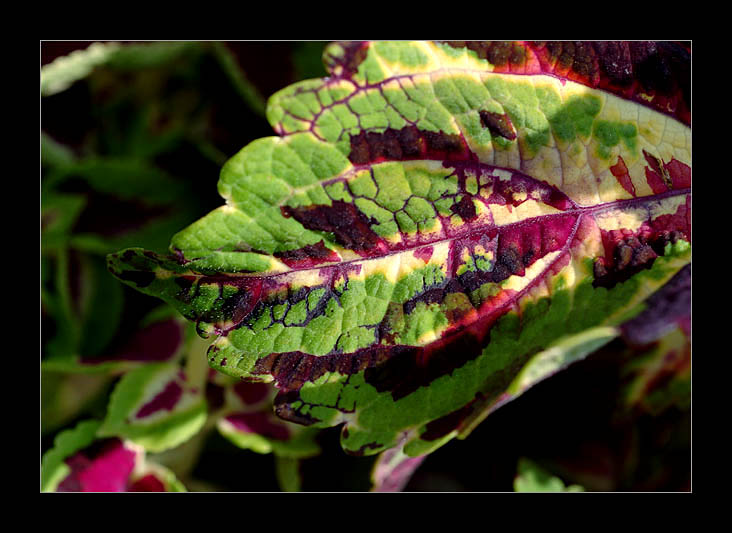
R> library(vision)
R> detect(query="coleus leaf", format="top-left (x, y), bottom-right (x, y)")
top-left (368, 323), bottom-right (618, 490)
top-left (213, 378), bottom-right (320, 458)
top-left (97, 362), bottom-right (207, 453)
top-left (108, 41), bottom-right (691, 458)
top-left (41, 420), bottom-right (186, 492)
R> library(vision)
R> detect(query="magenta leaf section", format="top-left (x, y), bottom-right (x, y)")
top-left (128, 474), bottom-right (167, 492)
top-left (135, 380), bottom-right (184, 418)
top-left (56, 438), bottom-right (136, 492)
top-left (224, 412), bottom-right (291, 441)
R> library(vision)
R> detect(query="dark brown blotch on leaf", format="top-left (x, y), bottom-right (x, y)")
top-left (593, 234), bottom-right (662, 289)
top-left (450, 195), bottom-right (477, 221)
top-left (479, 111), bottom-right (517, 141)
top-left (282, 201), bottom-right (383, 254)
top-left (274, 240), bottom-right (340, 268)
top-left (348, 126), bottom-right (469, 166)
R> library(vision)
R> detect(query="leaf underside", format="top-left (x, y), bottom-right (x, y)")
top-left (108, 41), bottom-right (691, 457)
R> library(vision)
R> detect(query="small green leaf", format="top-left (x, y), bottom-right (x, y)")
top-left (514, 458), bottom-right (584, 492)
top-left (216, 382), bottom-right (320, 459)
top-left (620, 326), bottom-right (690, 416)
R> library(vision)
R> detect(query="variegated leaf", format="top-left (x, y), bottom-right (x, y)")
top-left (213, 378), bottom-right (320, 458)
top-left (108, 41), bottom-right (690, 458)
top-left (98, 362), bottom-right (207, 452)
top-left (41, 419), bottom-right (187, 492)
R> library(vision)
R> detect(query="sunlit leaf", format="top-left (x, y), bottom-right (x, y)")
top-left (108, 41), bottom-right (691, 458)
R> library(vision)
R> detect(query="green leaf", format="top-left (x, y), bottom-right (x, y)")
top-left (108, 41), bottom-right (691, 459)
top-left (514, 458), bottom-right (584, 492)
top-left (41, 419), bottom-right (188, 492)
top-left (216, 381), bottom-right (320, 459)
top-left (98, 362), bottom-right (207, 452)
top-left (42, 307), bottom-right (188, 374)
top-left (620, 325), bottom-right (690, 415)
top-left (42, 253), bottom-right (125, 364)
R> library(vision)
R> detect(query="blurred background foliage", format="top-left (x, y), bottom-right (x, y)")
top-left (40, 41), bottom-right (690, 492)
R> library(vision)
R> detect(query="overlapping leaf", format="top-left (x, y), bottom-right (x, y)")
top-left (206, 371), bottom-right (320, 458)
top-left (98, 362), bottom-right (207, 452)
top-left (108, 41), bottom-right (691, 458)
top-left (41, 420), bottom-right (187, 492)
top-left (618, 264), bottom-right (691, 415)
